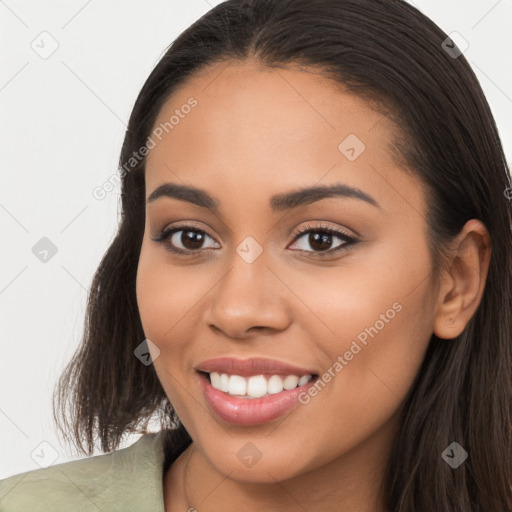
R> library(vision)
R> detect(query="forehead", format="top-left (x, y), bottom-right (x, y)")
top-left (144, 60), bottom-right (424, 216)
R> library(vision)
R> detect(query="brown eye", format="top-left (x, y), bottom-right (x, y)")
top-left (305, 232), bottom-right (335, 251)
top-left (288, 224), bottom-right (358, 256)
top-left (152, 226), bottom-right (220, 257)
top-left (174, 229), bottom-right (207, 250)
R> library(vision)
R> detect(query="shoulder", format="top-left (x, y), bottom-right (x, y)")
top-left (0, 432), bottom-right (166, 512)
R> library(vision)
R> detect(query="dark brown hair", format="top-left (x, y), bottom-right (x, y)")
top-left (53, 0), bottom-right (512, 509)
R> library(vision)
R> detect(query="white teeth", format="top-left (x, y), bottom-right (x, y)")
top-left (298, 375), bottom-right (311, 386)
top-left (228, 375), bottom-right (247, 395)
top-left (247, 375), bottom-right (268, 398)
top-left (210, 371), bottom-right (221, 389)
top-left (219, 373), bottom-right (229, 392)
top-left (208, 372), bottom-right (313, 398)
top-left (283, 375), bottom-right (299, 390)
top-left (267, 375), bottom-right (284, 394)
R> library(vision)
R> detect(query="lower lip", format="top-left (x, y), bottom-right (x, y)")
top-left (198, 372), bottom-right (318, 426)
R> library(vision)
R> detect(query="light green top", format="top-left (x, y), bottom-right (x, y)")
top-left (0, 432), bottom-right (168, 512)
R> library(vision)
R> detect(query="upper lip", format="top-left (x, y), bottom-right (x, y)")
top-left (195, 357), bottom-right (318, 377)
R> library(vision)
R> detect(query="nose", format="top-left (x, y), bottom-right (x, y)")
top-left (204, 249), bottom-right (292, 340)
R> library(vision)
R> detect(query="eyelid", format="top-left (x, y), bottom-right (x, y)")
top-left (153, 220), bottom-right (216, 240)
top-left (286, 222), bottom-right (357, 254)
top-left (152, 220), bottom-right (359, 258)
top-left (289, 222), bottom-right (355, 242)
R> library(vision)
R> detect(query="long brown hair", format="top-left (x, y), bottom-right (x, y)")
top-left (53, 0), bottom-right (512, 509)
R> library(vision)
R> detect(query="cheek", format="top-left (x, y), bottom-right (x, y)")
top-left (286, 283), bottom-right (433, 463)
top-left (292, 233), bottom-right (435, 415)
top-left (135, 242), bottom-right (220, 417)
top-left (135, 246), bottom-right (201, 418)
top-left (293, 240), bottom-right (432, 356)
top-left (136, 242), bottom-right (210, 346)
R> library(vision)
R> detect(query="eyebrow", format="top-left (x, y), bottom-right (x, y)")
top-left (146, 181), bottom-right (381, 211)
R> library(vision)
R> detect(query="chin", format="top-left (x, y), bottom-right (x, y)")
top-left (202, 442), bottom-right (314, 484)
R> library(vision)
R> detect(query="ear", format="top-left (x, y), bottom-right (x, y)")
top-left (433, 219), bottom-right (492, 340)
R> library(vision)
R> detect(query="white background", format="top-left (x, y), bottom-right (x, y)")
top-left (1, 0), bottom-right (511, 478)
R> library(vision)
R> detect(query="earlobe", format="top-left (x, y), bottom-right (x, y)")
top-left (433, 219), bottom-right (492, 340)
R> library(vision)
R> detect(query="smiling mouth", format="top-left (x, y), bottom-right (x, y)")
top-left (198, 370), bottom-right (319, 399)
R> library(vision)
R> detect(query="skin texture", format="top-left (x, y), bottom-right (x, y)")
top-left (135, 60), bottom-right (491, 512)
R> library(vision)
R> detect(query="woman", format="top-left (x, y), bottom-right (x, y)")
top-left (1, 0), bottom-right (511, 510)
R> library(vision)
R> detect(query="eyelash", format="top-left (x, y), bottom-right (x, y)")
top-left (152, 222), bottom-right (359, 259)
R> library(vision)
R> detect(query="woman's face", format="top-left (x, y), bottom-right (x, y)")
top-left (136, 60), bottom-right (440, 482)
